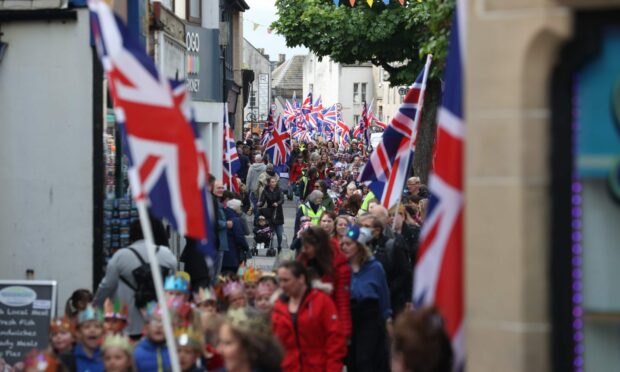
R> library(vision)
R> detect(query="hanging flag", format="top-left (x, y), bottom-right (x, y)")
top-left (253, 22), bottom-right (260, 31)
top-left (89, 0), bottom-right (215, 258)
top-left (264, 116), bottom-right (290, 167)
top-left (349, 0), bottom-right (356, 5)
top-left (414, 3), bottom-right (465, 371)
top-left (223, 103), bottom-right (240, 192)
top-left (367, 0), bottom-right (374, 6)
top-left (358, 56), bottom-right (431, 211)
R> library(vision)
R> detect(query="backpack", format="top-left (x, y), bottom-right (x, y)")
top-left (120, 247), bottom-right (171, 309)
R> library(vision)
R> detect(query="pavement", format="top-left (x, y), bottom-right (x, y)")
top-left (244, 196), bottom-right (299, 271)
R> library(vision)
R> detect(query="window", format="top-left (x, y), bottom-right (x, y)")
top-left (354, 115), bottom-right (360, 125)
top-left (249, 87), bottom-right (256, 107)
top-left (361, 83), bottom-right (367, 103)
top-left (309, 83), bottom-right (314, 93)
top-left (187, 0), bottom-right (201, 24)
top-left (353, 83), bottom-right (360, 104)
top-left (378, 106), bottom-right (383, 121)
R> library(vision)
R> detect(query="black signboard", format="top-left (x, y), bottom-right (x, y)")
top-left (0, 280), bottom-right (57, 366)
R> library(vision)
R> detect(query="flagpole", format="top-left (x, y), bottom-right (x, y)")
top-left (392, 54), bottom-right (433, 230)
top-left (225, 103), bottom-right (233, 192)
top-left (135, 200), bottom-right (182, 372)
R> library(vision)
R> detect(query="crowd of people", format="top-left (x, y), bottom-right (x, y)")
top-left (2, 138), bottom-right (454, 372)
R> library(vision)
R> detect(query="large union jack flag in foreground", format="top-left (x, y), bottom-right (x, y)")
top-left (358, 57), bottom-right (431, 210)
top-left (89, 0), bottom-right (215, 258)
top-left (414, 3), bottom-right (465, 371)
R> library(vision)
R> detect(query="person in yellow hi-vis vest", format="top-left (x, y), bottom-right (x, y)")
top-left (294, 190), bottom-right (326, 237)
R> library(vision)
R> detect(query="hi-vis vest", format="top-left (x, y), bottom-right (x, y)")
top-left (299, 203), bottom-right (326, 225)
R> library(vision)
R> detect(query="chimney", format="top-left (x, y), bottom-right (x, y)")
top-left (279, 54), bottom-right (286, 64)
top-left (258, 48), bottom-right (265, 55)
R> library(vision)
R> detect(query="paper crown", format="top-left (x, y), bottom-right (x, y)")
top-left (242, 267), bottom-right (261, 283)
top-left (223, 281), bottom-right (245, 297)
top-left (256, 281), bottom-right (275, 297)
top-left (103, 298), bottom-right (128, 320)
top-left (174, 327), bottom-right (203, 350)
top-left (226, 308), bottom-right (271, 336)
top-left (50, 316), bottom-right (74, 334)
top-left (102, 334), bottom-right (133, 353)
top-left (345, 224), bottom-right (372, 245)
top-left (164, 272), bottom-right (190, 294)
top-left (77, 305), bottom-right (104, 325)
top-left (23, 351), bottom-right (61, 372)
top-left (194, 287), bottom-right (217, 305)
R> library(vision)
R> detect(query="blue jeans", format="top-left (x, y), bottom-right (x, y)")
top-left (274, 224), bottom-right (284, 251)
top-left (213, 250), bottom-right (224, 284)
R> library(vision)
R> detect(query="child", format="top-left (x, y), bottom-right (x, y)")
top-left (223, 281), bottom-right (246, 310)
top-left (175, 328), bottom-right (205, 372)
top-left (60, 305), bottom-right (105, 372)
top-left (103, 299), bottom-right (128, 336)
top-left (193, 287), bottom-right (218, 315)
top-left (133, 304), bottom-right (171, 372)
top-left (241, 267), bottom-right (261, 307)
top-left (49, 317), bottom-right (75, 356)
top-left (101, 334), bottom-right (134, 372)
top-left (253, 215), bottom-right (272, 253)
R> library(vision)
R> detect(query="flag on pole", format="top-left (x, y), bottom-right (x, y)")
top-left (260, 107), bottom-right (275, 146)
top-left (223, 104), bottom-right (240, 192)
top-left (414, 3), bottom-right (465, 371)
top-left (89, 0), bottom-right (216, 259)
top-left (336, 111), bottom-right (350, 149)
top-left (264, 116), bottom-right (290, 167)
top-left (358, 59), bottom-right (431, 211)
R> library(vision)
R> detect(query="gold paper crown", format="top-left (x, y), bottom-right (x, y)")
top-left (174, 327), bottom-right (203, 351)
top-left (102, 334), bottom-right (133, 353)
top-left (242, 266), bottom-right (261, 283)
top-left (226, 308), bottom-right (271, 336)
top-left (50, 316), bottom-right (74, 334)
top-left (103, 298), bottom-right (128, 320)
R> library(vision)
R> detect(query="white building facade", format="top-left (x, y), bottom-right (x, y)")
top-left (303, 53), bottom-right (374, 128)
top-left (243, 40), bottom-right (272, 132)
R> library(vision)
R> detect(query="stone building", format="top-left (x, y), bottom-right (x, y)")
top-left (466, 0), bottom-right (620, 371)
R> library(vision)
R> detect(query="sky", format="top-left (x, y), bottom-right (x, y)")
top-left (243, 0), bottom-right (308, 61)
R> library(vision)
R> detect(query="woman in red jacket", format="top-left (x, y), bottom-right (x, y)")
top-left (272, 261), bottom-right (347, 372)
top-left (298, 224), bottom-right (352, 340)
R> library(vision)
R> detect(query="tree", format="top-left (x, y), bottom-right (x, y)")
top-left (271, 0), bottom-right (454, 182)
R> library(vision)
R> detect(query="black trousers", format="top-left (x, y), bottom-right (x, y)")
top-left (346, 299), bottom-right (390, 372)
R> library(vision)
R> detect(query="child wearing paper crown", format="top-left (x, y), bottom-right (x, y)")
top-left (102, 334), bottom-right (134, 372)
top-left (175, 327), bottom-right (205, 372)
top-left (164, 272), bottom-right (191, 301)
top-left (49, 316), bottom-right (75, 356)
top-left (103, 299), bottom-right (129, 336)
top-left (59, 305), bottom-right (105, 372)
top-left (132, 302), bottom-right (171, 372)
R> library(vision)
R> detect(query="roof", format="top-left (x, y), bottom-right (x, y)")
top-left (272, 55), bottom-right (306, 91)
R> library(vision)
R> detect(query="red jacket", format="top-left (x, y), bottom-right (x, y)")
top-left (272, 289), bottom-right (347, 372)
top-left (289, 162), bottom-right (303, 184)
top-left (328, 236), bottom-right (352, 338)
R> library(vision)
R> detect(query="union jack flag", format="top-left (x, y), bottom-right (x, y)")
top-left (373, 118), bottom-right (388, 130)
top-left (414, 4), bottom-right (465, 371)
top-left (264, 116), bottom-right (290, 167)
top-left (89, 0), bottom-right (215, 258)
top-left (260, 107), bottom-right (275, 146)
top-left (223, 103), bottom-right (240, 192)
top-left (358, 57), bottom-right (431, 211)
top-left (335, 112), bottom-right (350, 149)
top-left (321, 104), bottom-right (337, 141)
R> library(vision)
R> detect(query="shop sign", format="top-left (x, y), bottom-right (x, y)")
top-left (0, 281), bottom-right (56, 366)
top-left (185, 25), bottom-right (220, 102)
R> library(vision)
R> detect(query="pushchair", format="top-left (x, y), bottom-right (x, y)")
top-left (252, 210), bottom-right (277, 257)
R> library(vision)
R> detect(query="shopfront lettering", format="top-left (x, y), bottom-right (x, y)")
top-left (6, 309), bottom-right (27, 316)
top-left (186, 32), bottom-right (200, 53)
top-left (187, 79), bottom-right (200, 93)
top-left (31, 310), bottom-right (48, 316)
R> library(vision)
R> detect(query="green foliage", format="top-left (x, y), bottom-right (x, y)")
top-left (271, 0), bottom-right (454, 85)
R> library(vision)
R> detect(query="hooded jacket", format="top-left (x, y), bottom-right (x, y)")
top-left (134, 337), bottom-right (171, 372)
top-left (247, 163), bottom-right (267, 194)
top-left (271, 289), bottom-right (347, 372)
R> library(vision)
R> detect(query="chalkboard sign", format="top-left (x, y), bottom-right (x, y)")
top-left (0, 280), bottom-right (57, 366)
